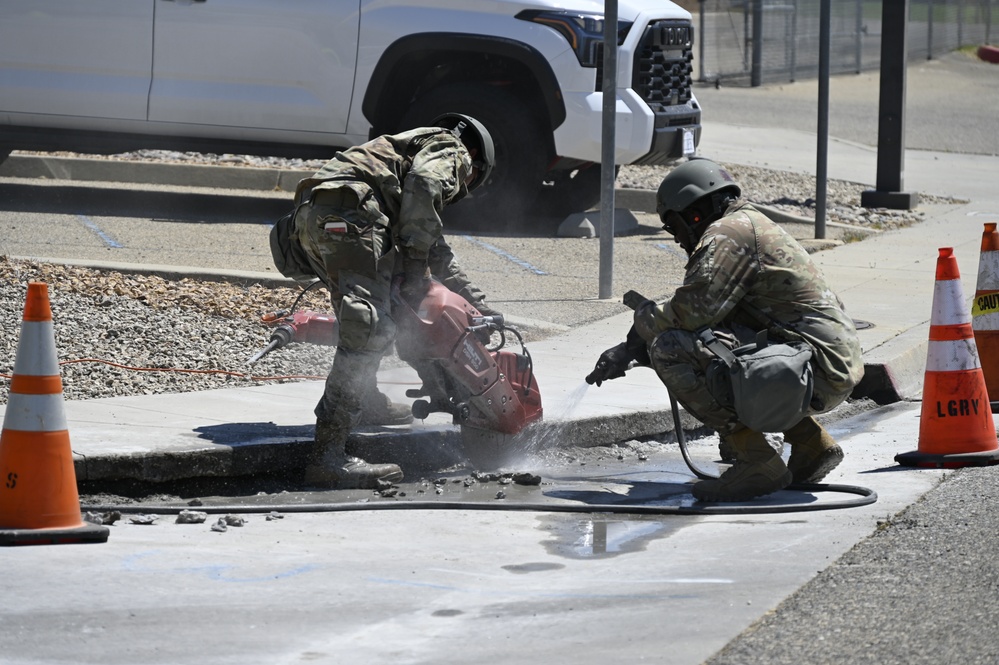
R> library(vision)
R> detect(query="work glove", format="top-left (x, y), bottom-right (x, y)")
top-left (585, 342), bottom-right (632, 387)
top-left (625, 325), bottom-right (652, 367)
top-left (624, 289), bottom-right (659, 343)
top-left (400, 257), bottom-right (431, 308)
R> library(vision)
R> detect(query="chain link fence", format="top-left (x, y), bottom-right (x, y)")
top-left (695, 0), bottom-right (996, 85)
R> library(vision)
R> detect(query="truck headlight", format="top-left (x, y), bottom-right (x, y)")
top-left (516, 10), bottom-right (632, 68)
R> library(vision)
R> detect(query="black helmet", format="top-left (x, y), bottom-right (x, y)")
top-left (433, 113), bottom-right (495, 191)
top-left (655, 158), bottom-right (741, 221)
top-left (656, 159), bottom-right (741, 254)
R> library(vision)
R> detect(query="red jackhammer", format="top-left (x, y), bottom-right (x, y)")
top-left (246, 310), bottom-right (339, 365)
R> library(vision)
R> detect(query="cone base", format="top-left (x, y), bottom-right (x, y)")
top-left (895, 448), bottom-right (999, 469)
top-left (0, 522), bottom-right (110, 546)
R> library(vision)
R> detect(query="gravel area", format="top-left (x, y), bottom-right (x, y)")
top-left (0, 258), bottom-right (339, 402)
top-left (1, 153), bottom-right (959, 404)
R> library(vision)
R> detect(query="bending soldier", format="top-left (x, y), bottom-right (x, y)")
top-left (270, 114), bottom-right (500, 489)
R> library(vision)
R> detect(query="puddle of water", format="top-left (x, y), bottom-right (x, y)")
top-left (538, 514), bottom-right (685, 559)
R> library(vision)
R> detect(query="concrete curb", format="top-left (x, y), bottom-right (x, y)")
top-left (73, 409), bottom-right (709, 484)
top-left (0, 154), bottom-right (310, 193)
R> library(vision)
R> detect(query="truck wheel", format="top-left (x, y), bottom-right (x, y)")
top-left (399, 83), bottom-right (549, 231)
top-left (536, 164), bottom-right (620, 218)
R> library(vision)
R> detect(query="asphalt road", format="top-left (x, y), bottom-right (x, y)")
top-left (695, 49), bottom-right (999, 157)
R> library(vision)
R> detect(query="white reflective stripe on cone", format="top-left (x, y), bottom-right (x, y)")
top-left (977, 251), bottom-right (999, 288)
top-left (11, 320), bottom-right (60, 377)
top-left (973, 311), bottom-right (999, 331)
top-left (1, 393), bottom-right (69, 432)
top-left (926, 338), bottom-right (983, 373)
top-left (931, 280), bottom-right (971, 326)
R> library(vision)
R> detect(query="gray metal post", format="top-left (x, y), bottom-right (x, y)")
top-left (599, 0), bottom-right (618, 299)
top-left (699, 0), bottom-right (707, 82)
top-left (856, 0), bottom-right (864, 73)
top-left (815, 0), bottom-right (830, 240)
top-left (928, 0), bottom-right (935, 59)
top-left (958, 0), bottom-right (963, 48)
top-left (790, 0), bottom-right (798, 81)
top-left (751, 0), bottom-right (764, 86)
top-left (861, 0), bottom-right (919, 210)
top-left (987, 0), bottom-right (992, 46)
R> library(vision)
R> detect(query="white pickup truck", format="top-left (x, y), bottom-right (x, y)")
top-left (0, 0), bottom-right (701, 226)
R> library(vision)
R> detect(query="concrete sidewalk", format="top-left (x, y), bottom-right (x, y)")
top-left (4, 121), bottom-right (997, 485)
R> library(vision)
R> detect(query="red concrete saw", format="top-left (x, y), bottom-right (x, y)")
top-left (249, 280), bottom-right (543, 467)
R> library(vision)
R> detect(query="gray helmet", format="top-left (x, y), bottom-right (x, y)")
top-left (655, 158), bottom-right (741, 221)
top-left (433, 113), bottom-right (495, 191)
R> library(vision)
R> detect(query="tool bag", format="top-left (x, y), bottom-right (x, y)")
top-left (700, 322), bottom-right (814, 433)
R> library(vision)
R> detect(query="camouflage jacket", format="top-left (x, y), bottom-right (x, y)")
top-left (294, 127), bottom-right (473, 262)
top-left (636, 202), bottom-right (864, 399)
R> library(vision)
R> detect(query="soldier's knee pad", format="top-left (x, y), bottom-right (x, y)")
top-left (337, 293), bottom-right (396, 353)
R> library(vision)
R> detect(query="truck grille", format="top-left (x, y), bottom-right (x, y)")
top-left (632, 19), bottom-right (694, 110)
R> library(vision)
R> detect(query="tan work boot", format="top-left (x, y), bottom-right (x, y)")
top-left (358, 390), bottom-right (414, 426)
top-left (717, 435), bottom-right (737, 463)
top-left (692, 428), bottom-right (793, 502)
top-left (783, 417), bottom-right (844, 484)
top-left (303, 421), bottom-right (404, 489)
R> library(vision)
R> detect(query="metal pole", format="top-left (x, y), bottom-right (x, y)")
top-left (856, 0), bottom-right (863, 73)
top-left (790, 0), bottom-right (798, 81)
top-left (860, 0), bottom-right (919, 210)
top-left (599, 0), bottom-right (618, 299)
top-left (957, 0), bottom-right (963, 47)
top-left (928, 0), bottom-right (935, 59)
top-left (815, 0), bottom-right (830, 240)
top-left (699, 0), bottom-right (707, 82)
top-left (751, 0), bottom-right (763, 86)
top-left (987, 0), bottom-right (992, 46)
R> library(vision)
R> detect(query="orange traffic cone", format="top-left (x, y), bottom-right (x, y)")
top-left (896, 248), bottom-right (999, 468)
top-left (972, 222), bottom-right (999, 412)
top-left (0, 282), bottom-right (109, 545)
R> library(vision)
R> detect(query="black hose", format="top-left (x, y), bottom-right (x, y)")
top-left (82, 482), bottom-right (875, 518)
top-left (671, 392), bottom-right (718, 481)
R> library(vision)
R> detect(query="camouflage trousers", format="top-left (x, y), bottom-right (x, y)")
top-left (650, 326), bottom-right (850, 435)
top-left (295, 187), bottom-right (398, 429)
top-left (649, 326), bottom-right (757, 436)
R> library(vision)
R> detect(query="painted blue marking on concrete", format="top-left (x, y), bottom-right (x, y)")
top-left (121, 550), bottom-right (321, 582)
top-left (77, 214), bottom-right (123, 248)
top-left (655, 242), bottom-right (686, 259)
top-left (461, 235), bottom-right (547, 275)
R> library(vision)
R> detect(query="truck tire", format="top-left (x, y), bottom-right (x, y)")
top-left (399, 83), bottom-right (549, 231)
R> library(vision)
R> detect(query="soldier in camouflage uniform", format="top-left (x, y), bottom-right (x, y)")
top-left (586, 159), bottom-right (863, 502)
top-left (275, 114), bottom-right (499, 489)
